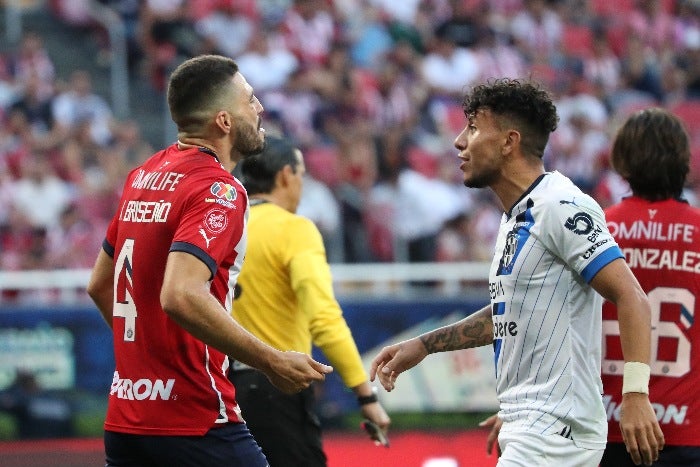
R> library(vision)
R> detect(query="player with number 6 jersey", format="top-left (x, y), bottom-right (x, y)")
top-left (601, 108), bottom-right (700, 466)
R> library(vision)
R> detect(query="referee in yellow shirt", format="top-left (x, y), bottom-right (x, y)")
top-left (230, 135), bottom-right (390, 466)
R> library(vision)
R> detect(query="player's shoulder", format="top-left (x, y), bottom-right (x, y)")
top-left (290, 211), bottom-right (321, 233)
top-left (253, 204), bottom-right (318, 231)
top-left (533, 172), bottom-right (601, 213)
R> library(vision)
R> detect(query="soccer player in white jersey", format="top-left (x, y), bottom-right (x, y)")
top-left (370, 78), bottom-right (664, 466)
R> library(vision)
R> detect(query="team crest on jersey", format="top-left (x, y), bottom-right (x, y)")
top-left (501, 230), bottom-right (518, 269)
top-left (211, 181), bottom-right (237, 201)
top-left (564, 212), bottom-right (594, 235)
top-left (204, 208), bottom-right (228, 234)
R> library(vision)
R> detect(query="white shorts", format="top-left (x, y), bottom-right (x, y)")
top-left (497, 431), bottom-right (604, 467)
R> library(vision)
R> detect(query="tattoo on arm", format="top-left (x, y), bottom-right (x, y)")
top-left (419, 307), bottom-right (493, 353)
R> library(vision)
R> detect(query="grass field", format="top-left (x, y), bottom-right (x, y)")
top-left (0, 402), bottom-right (490, 440)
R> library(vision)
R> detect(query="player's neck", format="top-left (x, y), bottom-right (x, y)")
top-left (177, 138), bottom-right (237, 172)
top-left (250, 193), bottom-right (294, 213)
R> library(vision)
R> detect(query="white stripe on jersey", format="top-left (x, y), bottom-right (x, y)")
top-left (226, 201), bottom-right (249, 312)
top-left (204, 345), bottom-right (229, 424)
top-left (491, 171), bottom-right (623, 450)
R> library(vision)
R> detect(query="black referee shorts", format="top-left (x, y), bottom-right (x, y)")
top-left (105, 422), bottom-right (268, 466)
top-left (229, 368), bottom-right (326, 467)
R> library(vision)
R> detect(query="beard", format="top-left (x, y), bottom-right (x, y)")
top-left (463, 165), bottom-right (498, 189)
top-left (232, 118), bottom-right (265, 158)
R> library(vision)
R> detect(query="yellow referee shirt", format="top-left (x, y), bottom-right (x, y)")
top-left (233, 202), bottom-right (368, 389)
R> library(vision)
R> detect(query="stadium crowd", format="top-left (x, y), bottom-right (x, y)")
top-left (2, 0), bottom-right (700, 274)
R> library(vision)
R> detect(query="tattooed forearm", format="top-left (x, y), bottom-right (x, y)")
top-left (419, 307), bottom-right (493, 353)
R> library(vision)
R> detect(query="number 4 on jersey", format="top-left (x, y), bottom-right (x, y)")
top-left (114, 238), bottom-right (137, 342)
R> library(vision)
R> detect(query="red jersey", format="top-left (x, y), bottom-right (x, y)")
top-left (603, 196), bottom-right (700, 446)
top-left (103, 144), bottom-right (248, 435)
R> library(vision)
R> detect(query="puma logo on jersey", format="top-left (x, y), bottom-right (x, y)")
top-left (559, 198), bottom-right (580, 207)
top-left (199, 228), bottom-right (216, 248)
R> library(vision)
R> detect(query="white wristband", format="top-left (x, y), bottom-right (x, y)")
top-left (622, 362), bottom-right (650, 395)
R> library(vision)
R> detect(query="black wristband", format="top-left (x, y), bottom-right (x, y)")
top-left (357, 393), bottom-right (378, 406)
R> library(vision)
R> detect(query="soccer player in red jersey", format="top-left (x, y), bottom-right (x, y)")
top-left (601, 107), bottom-right (700, 466)
top-left (86, 55), bottom-right (332, 466)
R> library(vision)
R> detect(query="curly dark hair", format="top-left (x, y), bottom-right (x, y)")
top-left (167, 55), bottom-right (239, 133)
top-left (611, 107), bottom-right (690, 201)
top-left (462, 78), bottom-right (559, 158)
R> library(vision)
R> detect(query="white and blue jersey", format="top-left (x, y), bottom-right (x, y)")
top-left (490, 171), bottom-right (623, 450)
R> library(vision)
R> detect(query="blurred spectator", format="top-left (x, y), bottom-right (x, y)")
top-left (262, 69), bottom-right (324, 148)
top-left (371, 0), bottom-right (423, 25)
top-left (474, 27), bottom-right (527, 82)
top-left (436, 212), bottom-right (474, 262)
top-left (139, 0), bottom-right (202, 89)
top-left (280, 0), bottom-right (339, 67)
top-left (366, 137), bottom-right (462, 262)
top-left (195, 1), bottom-right (256, 58)
top-left (420, 21), bottom-right (481, 99)
top-left (7, 31), bottom-right (55, 102)
top-left (0, 106), bottom-right (34, 179)
top-left (8, 152), bottom-right (75, 231)
top-left (45, 203), bottom-right (104, 268)
top-left (676, 25), bottom-right (700, 98)
top-left (297, 171), bottom-right (344, 263)
top-left (6, 0), bottom-right (700, 282)
top-left (51, 0), bottom-right (93, 27)
top-left (236, 28), bottom-right (299, 94)
top-left (618, 33), bottom-right (666, 101)
top-left (98, 0), bottom-right (144, 70)
top-left (345, 3), bottom-right (395, 69)
top-left (627, 0), bottom-right (676, 54)
top-left (673, 0), bottom-right (700, 50)
top-left (8, 74), bottom-right (64, 152)
top-left (509, 0), bottom-right (563, 64)
top-left (582, 28), bottom-right (623, 96)
top-left (51, 70), bottom-right (115, 147)
top-left (549, 83), bottom-right (611, 192)
top-left (435, 0), bottom-right (483, 48)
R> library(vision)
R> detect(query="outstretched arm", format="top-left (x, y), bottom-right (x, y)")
top-left (370, 305), bottom-right (493, 391)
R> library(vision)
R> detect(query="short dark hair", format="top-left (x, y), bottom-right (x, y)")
top-left (167, 55), bottom-right (239, 132)
top-left (233, 135), bottom-right (300, 195)
top-left (611, 107), bottom-right (690, 200)
top-left (462, 78), bottom-right (559, 158)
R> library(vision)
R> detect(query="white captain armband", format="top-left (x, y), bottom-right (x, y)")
top-left (622, 362), bottom-right (650, 395)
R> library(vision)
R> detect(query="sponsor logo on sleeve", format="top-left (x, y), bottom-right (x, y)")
top-left (203, 208), bottom-right (228, 234)
top-left (211, 182), bottom-right (236, 201)
top-left (564, 212), bottom-right (594, 235)
top-left (206, 182), bottom-right (237, 208)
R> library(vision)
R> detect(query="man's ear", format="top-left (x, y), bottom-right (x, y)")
top-left (215, 111), bottom-right (232, 134)
top-left (502, 129), bottom-right (521, 155)
top-left (277, 164), bottom-right (294, 188)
